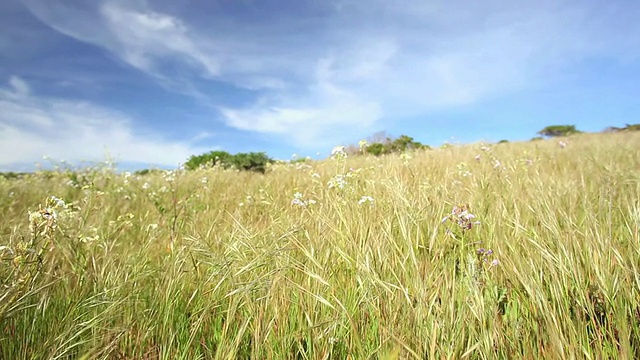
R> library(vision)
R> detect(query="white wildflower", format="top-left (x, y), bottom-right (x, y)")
top-left (331, 146), bottom-right (347, 160)
top-left (400, 152), bottom-right (412, 161)
top-left (164, 171), bottom-right (176, 183)
top-left (291, 192), bottom-right (315, 207)
top-left (327, 174), bottom-right (347, 189)
top-left (457, 163), bottom-right (472, 177)
top-left (50, 196), bottom-right (66, 208)
top-left (358, 139), bottom-right (369, 153)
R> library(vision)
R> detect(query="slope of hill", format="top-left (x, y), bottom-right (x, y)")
top-left (1, 131), bottom-right (639, 358)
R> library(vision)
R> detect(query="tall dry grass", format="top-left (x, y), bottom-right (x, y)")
top-left (1, 131), bottom-right (639, 359)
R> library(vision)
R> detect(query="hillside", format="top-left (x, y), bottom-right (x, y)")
top-left (1, 131), bottom-right (640, 359)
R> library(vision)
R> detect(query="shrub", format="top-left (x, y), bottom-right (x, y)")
top-left (388, 135), bottom-right (426, 151)
top-left (290, 157), bottom-right (310, 164)
top-left (365, 143), bottom-right (387, 156)
top-left (363, 134), bottom-right (430, 156)
top-left (623, 123), bottom-right (640, 131)
top-left (537, 125), bottom-right (581, 137)
top-left (229, 152), bottom-right (273, 173)
top-left (134, 168), bottom-right (163, 176)
top-left (605, 124), bottom-right (640, 132)
top-left (185, 151), bottom-right (273, 173)
top-left (0, 172), bottom-right (28, 180)
top-left (185, 151), bottom-right (233, 170)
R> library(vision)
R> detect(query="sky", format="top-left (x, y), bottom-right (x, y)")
top-left (1, 0), bottom-right (639, 171)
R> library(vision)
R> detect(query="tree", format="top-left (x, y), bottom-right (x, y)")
top-left (537, 125), bottom-right (581, 137)
top-left (623, 124), bottom-right (640, 131)
top-left (365, 143), bottom-right (387, 156)
top-left (185, 151), bottom-right (273, 173)
top-left (389, 135), bottom-right (423, 151)
top-left (185, 151), bottom-right (232, 170)
top-left (362, 133), bottom-right (430, 156)
top-left (605, 123), bottom-right (640, 132)
top-left (229, 152), bottom-right (273, 173)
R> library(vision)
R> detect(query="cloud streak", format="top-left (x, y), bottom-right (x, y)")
top-left (99, 2), bottom-right (221, 78)
top-left (0, 76), bottom-right (206, 170)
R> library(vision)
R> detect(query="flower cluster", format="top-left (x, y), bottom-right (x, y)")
top-left (29, 196), bottom-right (68, 233)
top-left (327, 174), bottom-right (348, 189)
top-left (50, 195), bottom-right (66, 208)
top-left (291, 192), bottom-right (316, 207)
top-left (358, 196), bottom-right (374, 206)
top-left (331, 146), bottom-right (347, 160)
top-left (358, 140), bottom-right (369, 154)
top-left (441, 204), bottom-right (480, 231)
top-left (79, 226), bottom-right (101, 244)
top-left (477, 248), bottom-right (499, 268)
top-left (457, 162), bottom-right (472, 177)
top-left (475, 145), bottom-right (507, 172)
top-left (163, 170), bottom-right (176, 183)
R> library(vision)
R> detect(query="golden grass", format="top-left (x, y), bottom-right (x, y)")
top-left (1, 131), bottom-right (639, 359)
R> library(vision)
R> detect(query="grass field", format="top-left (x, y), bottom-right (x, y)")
top-left (1, 132), bottom-right (640, 359)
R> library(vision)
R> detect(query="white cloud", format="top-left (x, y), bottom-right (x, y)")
top-left (21, 0), bottom-right (221, 80)
top-left (221, 98), bottom-right (381, 146)
top-left (99, 2), bottom-right (221, 77)
top-left (0, 77), bottom-right (206, 170)
top-left (9, 76), bottom-right (30, 96)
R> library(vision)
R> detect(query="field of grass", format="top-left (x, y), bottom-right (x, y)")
top-left (1, 132), bottom-right (640, 359)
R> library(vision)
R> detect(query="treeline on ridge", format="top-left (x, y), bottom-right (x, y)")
top-left (2, 124), bottom-right (638, 177)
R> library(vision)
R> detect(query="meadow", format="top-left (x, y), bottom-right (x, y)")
top-left (1, 131), bottom-right (640, 359)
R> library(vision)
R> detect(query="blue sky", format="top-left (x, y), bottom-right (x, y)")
top-left (1, 0), bottom-right (639, 171)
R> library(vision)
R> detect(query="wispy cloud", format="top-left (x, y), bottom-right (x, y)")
top-left (221, 96), bottom-right (381, 146)
top-left (0, 76), bottom-right (206, 170)
top-left (8, 76), bottom-right (30, 96)
top-left (99, 2), bottom-right (220, 78)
